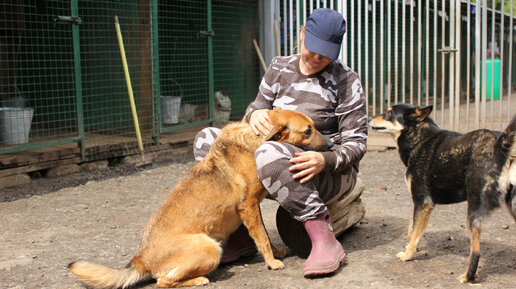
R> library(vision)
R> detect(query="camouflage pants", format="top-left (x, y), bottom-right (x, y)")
top-left (194, 127), bottom-right (357, 222)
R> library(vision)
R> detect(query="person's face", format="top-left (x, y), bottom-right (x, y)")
top-left (299, 30), bottom-right (332, 75)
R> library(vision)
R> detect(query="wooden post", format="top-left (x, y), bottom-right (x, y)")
top-left (253, 39), bottom-right (268, 72)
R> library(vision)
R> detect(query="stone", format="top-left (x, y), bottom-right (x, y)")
top-left (45, 164), bottom-right (81, 178)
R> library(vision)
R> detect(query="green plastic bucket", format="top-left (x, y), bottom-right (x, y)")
top-left (485, 59), bottom-right (501, 100)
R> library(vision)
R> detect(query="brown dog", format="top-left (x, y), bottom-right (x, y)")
top-left (69, 109), bottom-right (332, 288)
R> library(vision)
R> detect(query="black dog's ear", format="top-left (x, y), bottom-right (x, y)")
top-left (412, 105), bottom-right (433, 121)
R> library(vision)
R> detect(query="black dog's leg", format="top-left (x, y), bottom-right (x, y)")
top-left (396, 194), bottom-right (435, 261)
top-left (398, 178), bottom-right (435, 261)
top-left (506, 185), bottom-right (516, 223)
top-left (397, 202), bottom-right (434, 261)
top-left (459, 217), bottom-right (481, 283)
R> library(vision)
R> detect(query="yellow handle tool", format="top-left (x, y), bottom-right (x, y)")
top-left (114, 16), bottom-right (145, 157)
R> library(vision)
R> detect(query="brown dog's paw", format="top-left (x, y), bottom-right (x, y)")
top-left (396, 251), bottom-right (414, 261)
top-left (272, 246), bottom-right (287, 258)
top-left (267, 259), bottom-right (285, 270)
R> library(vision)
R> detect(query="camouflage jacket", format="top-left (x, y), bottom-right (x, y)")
top-left (244, 55), bottom-right (368, 173)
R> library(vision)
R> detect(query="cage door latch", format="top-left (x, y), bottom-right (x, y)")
top-left (197, 30), bottom-right (215, 38)
top-left (438, 46), bottom-right (458, 54)
top-left (54, 16), bottom-right (82, 25)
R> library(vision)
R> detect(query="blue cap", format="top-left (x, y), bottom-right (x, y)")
top-left (304, 8), bottom-right (346, 61)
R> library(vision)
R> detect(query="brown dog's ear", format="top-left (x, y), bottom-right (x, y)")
top-left (264, 110), bottom-right (288, 141)
top-left (264, 124), bottom-right (288, 141)
top-left (412, 105), bottom-right (433, 121)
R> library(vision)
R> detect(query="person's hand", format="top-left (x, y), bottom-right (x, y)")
top-left (249, 109), bottom-right (273, 136)
top-left (289, 151), bottom-right (325, 183)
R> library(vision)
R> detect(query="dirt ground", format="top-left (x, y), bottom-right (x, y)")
top-left (1, 149), bottom-right (516, 289)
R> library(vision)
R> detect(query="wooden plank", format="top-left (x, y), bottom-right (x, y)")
top-left (0, 126), bottom-right (204, 176)
top-left (0, 143), bottom-right (79, 169)
top-left (0, 157), bottom-right (80, 178)
top-left (0, 154), bottom-right (29, 167)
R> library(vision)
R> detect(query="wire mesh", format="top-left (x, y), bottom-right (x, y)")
top-left (0, 1), bottom-right (77, 145)
top-left (79, 0), bottom-right (154, 160)
top-left (158, 0), bottom-right (209, 127)
top-left (212, 0), bottom-right (260, 118)
top-left (1, 0), bottom-right (262, 163)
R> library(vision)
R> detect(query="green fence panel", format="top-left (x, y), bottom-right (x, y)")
top-left (158, 0), bottom-right (209, 130)
top-left (0, 1), bottom-right (78, 148)
top-left (212, 0), bottom-right (260, 118)
top-left (0, 0), bottom-right (261, 163)
top-left (79, 0), bottom-right (155, 160)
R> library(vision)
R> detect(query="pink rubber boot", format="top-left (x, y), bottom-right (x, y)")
top-left (220, 225), bottom-right (258, 264)
top-left (302, 210), bottom-right (346, 277)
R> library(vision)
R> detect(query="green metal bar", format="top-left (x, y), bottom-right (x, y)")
top-left (71, 0), bottom-right (86, 161)
top-left (0, 137), bottom-right (87, 155)
top-left (207, 0), bottom-right (215, 124)
top-left (152, 0), bottom-right (162, 142)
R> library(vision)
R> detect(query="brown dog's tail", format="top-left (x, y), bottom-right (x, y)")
top-left (68, 257), bottom-right (146, 289)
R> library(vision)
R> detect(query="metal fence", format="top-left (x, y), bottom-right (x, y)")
top-left (1, 0), bottom-right (514, 164)
top-left (0, 0), bottom-right (260, 161)
top-left (280, 0), bottom-right (515, 132)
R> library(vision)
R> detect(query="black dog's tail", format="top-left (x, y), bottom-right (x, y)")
top-left (481, 115), bottom-right (516, 212)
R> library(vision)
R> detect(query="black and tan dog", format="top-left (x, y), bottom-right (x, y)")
top-left (369, 104), bottom-right (516, 283)
top-left (69, 109), bottom-right (332, 288)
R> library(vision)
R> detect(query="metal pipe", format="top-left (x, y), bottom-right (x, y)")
top-left (387, 0), bottom-right (391, 108)
top-left (358, 0), bottom-right (362, 83)
top-left (402, 0), bottom-right (406, 104)
top-left (351, 0), bottom-right (355, 70)
top-left (289, 0), bottom-right (293, 55)
top-left (425, 0), bottom-right (429, 106)
top-left (297, 0), bottom-right (301, 54)
top-left (418, 0), bottom-right (422, 106)
top-left (475, 0), bottom-right (481, 129)
top-left (410, 0), bottom-right (414, 105)
top-left (454, 0), bottom-right (461, 131)
top-left (373, 0), bottom-right (377, 114)
top-left (440, 0), bottom-right (445, 126)
top-left (508, 0), bottom-right (513, 121)
top-left (337, 0), bottom-right (341, 60)
top-left (395, 0), bottom-right (399, 104)
top-left (466, 0), bottom-right (471, 131)
top-left (381, 0), bottom-right (384, 113)
top-left (365, 0), bottom-right (369, 113)
top-left (343, 1), bottom-right (348, 64)
top-left (490, 0), bottom-right (495, 129)
top-left (449, 0), bottom-right (455, 130)
top-left (433, 0), bottom-right (437, 119)
top-left (283, 0), bottom-right (287, 56)
top-left (499, 0), bottom-right (504, 130)
top-left (481, 0), bottom-right (487, 127)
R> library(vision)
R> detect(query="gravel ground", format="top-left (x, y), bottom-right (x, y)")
top-left (1, 149), bottom-right (515, 289)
